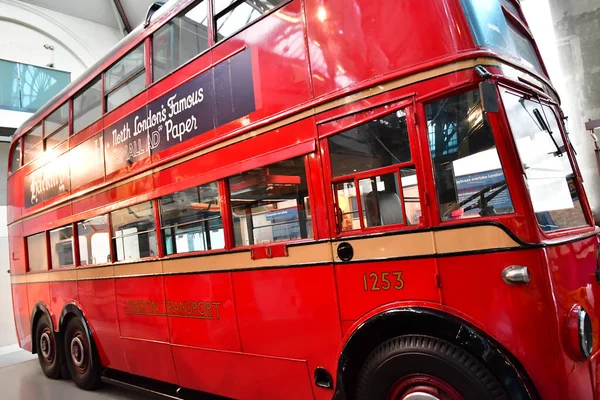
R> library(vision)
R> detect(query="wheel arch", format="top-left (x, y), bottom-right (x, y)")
top-left (335, 307), bottom-right (539, 400)
top-left (30, 302), bottom-right (54, 354)
top-left (59, 302), bottom-right (99, 358)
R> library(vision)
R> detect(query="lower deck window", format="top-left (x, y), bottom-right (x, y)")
top-left (77, 216), bottom-right (111, 265)
top-left (49, 225), bottom-right (75, 268)
top-left (159, 182), bottom-right (225, 255)
top-left (426, 90), bottom-right (514, 221)
top-left (111, 202), bottom-right (158, 261)
top-left (336, 168), bottom-right (421, 231)
top-left (328, 107), bottom-right (422, 232)
top-left (229, 156), bottom-right (312, 246)
top-left (27, 232), bottom-right (48, 271)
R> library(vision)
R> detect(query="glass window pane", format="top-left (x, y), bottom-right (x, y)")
top-left (73, 78), bottom-right (101, 134)
top-left (9, 141), bottom-right (21, 173)
top-left (27, 233), bottom-right (47, 271)
top-left (401, 168), bottom-right (422, 226)
top-left (111, 202), bottom-right (155, 233)
top-left (328, 109), bottom-right (411, 178)
top-left (111, 202), bottom-right (157, 261)
top-left (45, 125), bottom-right (69, 149)
top-left (105, 44), bottom-right (145, 92)
top-left (44, 103), bottom-right (68, 134)
top-left (229, 156), bottom-right (312, 246)
top-left (153, 1), bottom-right (209, 82)
top-left (426, 90), bottom-right (514, 220)
top-left (336, 181), bottom-right (360, 231)
top-left (214, 0), bottom-right (285, 41)
top-left (77, 215), bottom-right (111, 265)
top-left (359, 173), bottom-right (404, 228)
top-left (50, 225), bottom-right (74, 268)
top-left (159, 182), bottom-right (224, 254)
top-left (460, 0), bottom-right (545, 75)
top-left (106, 72), bottom-right (146, 112)
top-left (23, 123), bottom-right (43, 165)
top-left (114, 230), bottom-right (158, 261)
top-left (506, 21), bottom-right (544, 74)
top-left (500, 90), bottom-right (587, 231)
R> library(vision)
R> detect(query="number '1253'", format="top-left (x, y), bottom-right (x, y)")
top-left (363, 272), bottom-right (404, 291)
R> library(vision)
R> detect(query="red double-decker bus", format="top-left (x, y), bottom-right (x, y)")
top-left (6, 0), bottom-right (600, 399)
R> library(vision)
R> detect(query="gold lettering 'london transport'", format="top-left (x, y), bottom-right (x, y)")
top-left (124, 299), bottom-right (221, 320)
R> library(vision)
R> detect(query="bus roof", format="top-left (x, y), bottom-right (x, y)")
top-left (11, 0), bottom-right (186, 144)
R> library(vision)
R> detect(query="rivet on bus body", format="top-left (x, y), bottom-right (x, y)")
top-left (502, 266), bottom-right (531, 285)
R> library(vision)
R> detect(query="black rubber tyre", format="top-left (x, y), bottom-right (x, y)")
top-left (356, 335), bottom-right (508, 400)
top-left (35, 315), bottom-right (64, 379)
top-left (63, 317), bottom-right (101, 390)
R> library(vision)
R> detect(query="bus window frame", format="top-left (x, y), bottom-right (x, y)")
top-left (48, 224), bottom-right (77, 270)
top-left (43, 102), bottom-right (70, 152)
top-left (22, 123), bottom-right (44, 167)
top-left (109, 200), bottom-right (160, 264)
top-left (212, 0), bottom-right (292, 45)
top-left (25, 231), bottom-right (50, 273)
top-left (319, 98), bottom-right (428, 238)
top-left (226, 153), bottom-right (317, 250)
top-left (420, 84), bottom-right (526, 228)
top-left (150, 0), bottom-right (211, 85)
top-left (499, 3), bottom-right (548, 78)
top-left (500, 0), bottom-right (524, 22)
top-left (104, 42), bottom-right (147, 113)
top-left (496, 83), bottom-right (594, 238)
top-left (8, 137), bottom-right (22, 175)
top-left (72, 77), bottom-right (103, 136)
top-left (75, 214), bottom-right (113, 268)
top-left (149, 179), bottom-right (232, 262)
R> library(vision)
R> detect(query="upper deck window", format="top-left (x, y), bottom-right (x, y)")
top-left (44, 103), bottom-right (69, 150)
top-left (23, 123), bottom-right (43, 165)
top-left (159, 182), bottom-right (225, 254)
top-left (460, 0), bottom-right (544, 75)
top-left (111, 202), bottom-right (158, 261)
top-left (501, 0), bottom-right (520, 18)
top-left (73, 78), bottom-right (101, 134)
top-left (500, 90), bottom-right (588, 232)
top-left (9, 141), bottom-right (21, 173)
top-left (426, 90), bottom-right (514, 221)
top-left (329, 109), bottom-right (422, 230)
top-left (152, 0), bottom-right (209, 82)
top-left (213, 0), bottom-right (286, 41)
top-left (105, 43), bottom-right (146, 112)
top-left (229, 156), bottom-right (312, 246)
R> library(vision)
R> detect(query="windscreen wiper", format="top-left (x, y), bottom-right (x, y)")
top-left (443, 180), bottom-right (508, 218)
top-left (533, 107), bottom-right (563, 156)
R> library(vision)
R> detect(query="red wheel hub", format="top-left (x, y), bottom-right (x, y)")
top-left (387, 374), bottom-right (463, 400)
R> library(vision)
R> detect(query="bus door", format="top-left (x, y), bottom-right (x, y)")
top-left (318, 96), bottom-right (441, 333)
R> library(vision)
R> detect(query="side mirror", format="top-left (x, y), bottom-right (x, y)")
top-left (479, 81), bottom-right (499, 113)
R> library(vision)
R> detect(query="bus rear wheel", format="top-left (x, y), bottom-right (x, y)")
top-left (63, 317), bottom-right (101, 390)
top-left (356, 335), bottom-right (508, 400)
top-left (35, 315), bottom-right (63, 379)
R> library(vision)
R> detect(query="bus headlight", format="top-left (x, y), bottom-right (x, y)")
top-left (564, 305), bottom-right (593, 361)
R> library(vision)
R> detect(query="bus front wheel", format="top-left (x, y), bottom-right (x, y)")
top-left (356, 335), bottom-right (508, 400)
top-left (63, 317), bottom-right (101, 390)
top-left (35, 315), bottom-right (63, 379)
